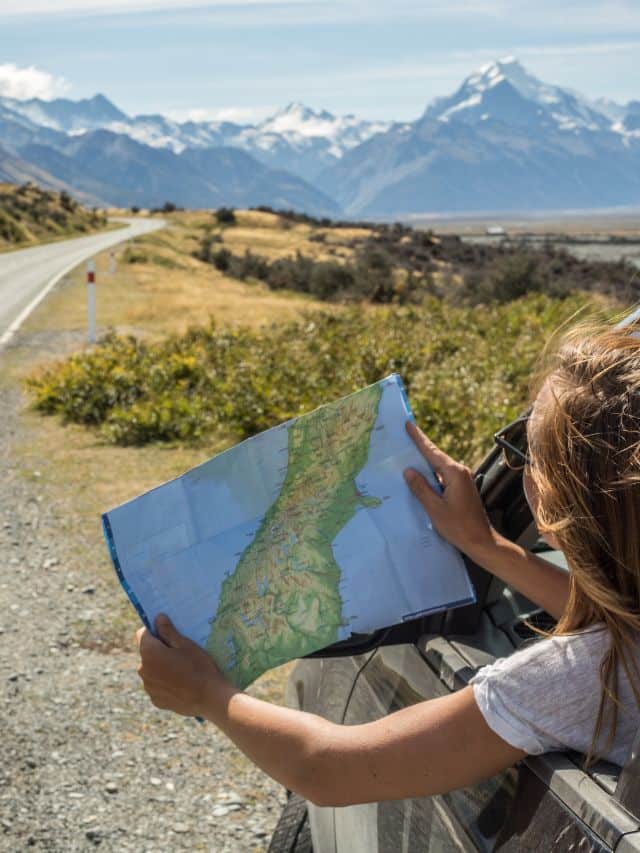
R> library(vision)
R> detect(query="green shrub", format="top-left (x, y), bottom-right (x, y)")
top-left (211, 247), bottom-right (232, 272)
top-left (193, 231), bottom-right (222, 263)
top-left (195, 240), bottom-right (420, 304)
top-left (0, 210), bottom-right (28, 243)
top-left (215, 207), bottom-right (236, 225)
top-left (59, 190), bottom-right (77, 212)
top-left (26, 293), bottom-right (596, 461)
top-left (122, 246), bottom-right (150, 264)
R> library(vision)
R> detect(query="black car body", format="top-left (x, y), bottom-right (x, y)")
top-left (269, 416), bottom-right (640, 853)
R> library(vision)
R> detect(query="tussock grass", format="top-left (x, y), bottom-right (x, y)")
top-left (0, 182), bottom-right (110, 250)
top-left (21, 216), bottom-right (336, 340)
top-left (202, 208), bottom-right (369, 262)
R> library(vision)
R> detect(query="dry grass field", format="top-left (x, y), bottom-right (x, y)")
top-left (18, 209), bottom-right (353, 339)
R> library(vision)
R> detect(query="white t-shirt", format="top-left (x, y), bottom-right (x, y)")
top-left (471, 627), bottom-right (640, 766)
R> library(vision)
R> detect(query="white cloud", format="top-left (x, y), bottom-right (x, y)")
top-left (167, 105), bottom-right (276, 123)
top-left (2, 0), bottom-right (639, 34)
top-left (0, 0), bottom-right (324, 16)
top-left (291, 39), bottom-right (640, 86)
top-left (0, 63), bottom-right (70, 100)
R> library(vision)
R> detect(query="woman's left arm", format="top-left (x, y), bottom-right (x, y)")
top-left (137, 616), bottom-right (525, 807)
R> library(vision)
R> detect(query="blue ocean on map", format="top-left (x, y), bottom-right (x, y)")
top-left (103, 374), bottom-right (475, 679)
top-left (105, 422), bottom-right (292, 648)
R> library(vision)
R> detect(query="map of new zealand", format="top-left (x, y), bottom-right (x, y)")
top-left (103, 375), bottom-right (474, 689)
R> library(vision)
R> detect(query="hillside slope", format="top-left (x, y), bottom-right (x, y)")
top-left (0, 182), bottom-right (108, 250)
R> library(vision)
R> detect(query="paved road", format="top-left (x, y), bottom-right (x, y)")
top-left (0, 217), bottom-right (165, 348)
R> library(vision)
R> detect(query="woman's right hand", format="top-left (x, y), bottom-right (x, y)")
top-left (403, 421), bottom-right (496, 561)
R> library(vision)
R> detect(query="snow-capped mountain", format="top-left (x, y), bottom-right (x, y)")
top-left (622, 101), bottom-right (640, 134)
top-left (229, 103), bottom-right (392, 180)
top-left (1, 93), bottom-right (127, 133)
top-left (590, 97), bottom-right (628, 125)
top-left (0, 95), bottom-right (389, 182)
top-left (253, 102), bottom-right (390, 156)
top-left (0, 58), bottom-right (638, 215)
top-left (0, 96), bottom-right (340, 214)
top-left (423, 57), bottom-right (613, 134)
top-left (320, 58), bottom-right (640, 216)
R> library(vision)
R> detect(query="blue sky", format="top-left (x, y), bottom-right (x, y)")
top-left (0, 1), bottom-right (638, 121)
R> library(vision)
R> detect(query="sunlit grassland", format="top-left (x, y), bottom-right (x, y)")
top-left (18, 210), bottom-right (353, 339)
top-left (0, 182), bottom-right (117, 251)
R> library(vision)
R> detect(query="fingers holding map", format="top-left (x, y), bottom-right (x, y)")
top-left (102, 375), bottom-right (474, 689)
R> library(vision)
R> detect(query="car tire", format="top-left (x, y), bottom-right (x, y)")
top-left (267, 792), bottom-right (313, 853)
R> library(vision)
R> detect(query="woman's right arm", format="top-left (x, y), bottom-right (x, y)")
top-left (404, 421), bottom-right (570, 621)
top-left (137, 617), bottom-right (525, 807)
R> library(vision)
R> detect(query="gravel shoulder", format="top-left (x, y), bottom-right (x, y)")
top-left (0, 338), bottom-right (286, 852)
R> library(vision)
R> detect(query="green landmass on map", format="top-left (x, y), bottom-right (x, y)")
top-left (206, 382), bottom-right (384, 688)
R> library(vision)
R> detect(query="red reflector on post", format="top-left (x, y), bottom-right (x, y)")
top-left (87, 259), bottom-right (97, 344)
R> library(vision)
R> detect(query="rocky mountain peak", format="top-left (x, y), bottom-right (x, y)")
top-left (423, 57), bottom-right (612, 134)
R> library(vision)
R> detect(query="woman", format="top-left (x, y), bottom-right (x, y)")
top-left (135, 320), bottom-right (640, 806)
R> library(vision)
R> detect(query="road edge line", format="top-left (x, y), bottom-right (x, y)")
top-left (0, 258), bottom-right (83, 351)
top-left (0, 219), bottom-right (164, 351)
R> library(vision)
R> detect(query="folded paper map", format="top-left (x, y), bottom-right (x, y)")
top-left (103, 375), bottom-right (474, 688)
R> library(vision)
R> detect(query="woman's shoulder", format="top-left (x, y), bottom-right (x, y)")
top-left (528, 625), bottom-right (609, 658)
top-left (473, 625), bottom-right (609, 683)
top-left (469, 625), bottom-right (629, 758)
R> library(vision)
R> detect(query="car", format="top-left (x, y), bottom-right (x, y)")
top-left (267, 405), bottom-right (640, 853)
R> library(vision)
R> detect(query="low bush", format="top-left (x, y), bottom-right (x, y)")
top-left (195, 238), bottom-right (420, 304)
top-left (122, 245), bottom-right (183, 269)
top-left (27, 293), bottom-right (594, 461)
top-left (122, 246), bottom-right (150, 264)
top-left (0, 209), bottom-right (28, 243)
top-left (192, 231), bottom-right (223, 264)
top-left (215, 207), bottom-right (236, 225)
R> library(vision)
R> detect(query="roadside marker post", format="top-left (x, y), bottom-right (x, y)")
top-left (87, 260), bottom-right (96, 344)
top-left (109, 250), bottom-right (116, 275)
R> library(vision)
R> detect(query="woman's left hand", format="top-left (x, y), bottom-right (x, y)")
top-left (136, 614), bottom-right (233, 718)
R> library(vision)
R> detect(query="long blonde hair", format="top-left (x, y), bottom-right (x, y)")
top-left (529, 318), bottom-right (640, 763)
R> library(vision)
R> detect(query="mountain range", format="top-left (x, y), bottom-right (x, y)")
top-left (1, 57), bottom-right (639, 217)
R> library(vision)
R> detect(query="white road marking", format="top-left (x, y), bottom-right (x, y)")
top-left (0, 217), bottom-right (166, 351)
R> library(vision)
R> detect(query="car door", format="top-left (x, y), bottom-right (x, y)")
top-left (334, 615), bottom-right (517, 852)
top-left (300, 414), bottom-right (640, 853)
top-left (334, 586), bottom-right (640, 852)
top-left (286, 651), bottom-right (378, 853)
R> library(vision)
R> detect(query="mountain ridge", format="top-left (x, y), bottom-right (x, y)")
top-left (1, 58), bottom-right (638, 216)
